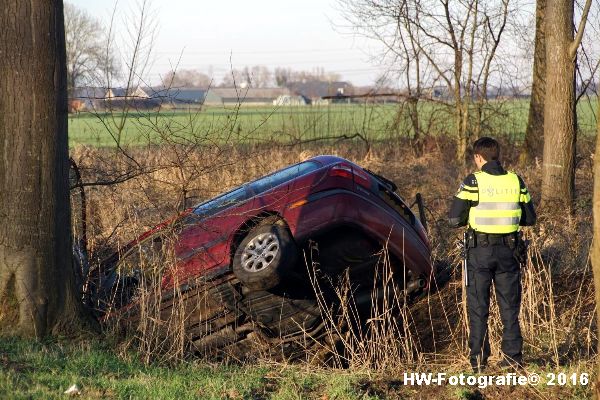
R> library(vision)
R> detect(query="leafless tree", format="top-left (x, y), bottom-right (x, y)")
top-left (64, 2), bottom-right (120, 93)
top-left (95, 0), bottom-right (158, 148)
top-left (249, 65), bottom-right (273, 87)
top-left (163, 69), bottom-right (212, 88)
top-left (74, 0), bottom-right (262, 233)
top-left (339, 0), bottom-right (518, 163)
top-left (276, 67), bottom-right (342, 86)
top-left (289, 67), bottom-right (341, 83)
top-left (0, 0), bottom-right (84, 336)
top-left (274, 67), bottom-right (292, 87)
top-left (220, 68), bottom-right (250, 87)
top-left (218, 65), bottom-right (274, 88)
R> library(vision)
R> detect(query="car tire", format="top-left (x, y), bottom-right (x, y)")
top-left (232, 222), bottom-right (298, 291)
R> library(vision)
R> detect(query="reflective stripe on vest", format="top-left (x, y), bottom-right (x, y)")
top-left (474, 202), bottom-right (520, 211)
top-left (468, 171), bottom-right (521, 234)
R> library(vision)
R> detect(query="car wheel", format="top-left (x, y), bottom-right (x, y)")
top-left (233, 222), bottom-right (298, 291)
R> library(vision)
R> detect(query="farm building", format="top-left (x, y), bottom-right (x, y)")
top-left (103, 87), bottom-right (160, 110)
top-left (285, 81), bottom-right (354, 104)
top-left (105, 87), bottom-right (150, 99)
top-left (144, 87), bottom-right (220, 109)
top-left (273, 94), bottom-right (309, 106)
top-left (69, 87), bottom-right (107, 112)
top-left (69, 83), bottom-right (359, 111)
top-left (141, 86), bottom-right (293, 107)
top-left (205, 87), bottom-right (293, 106)
top-left (68, 86), bottom-right (161, 111)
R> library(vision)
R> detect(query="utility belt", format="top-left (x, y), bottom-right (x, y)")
top-left (465, 230), bottom-right (519, 249)
top-left (461, 230), bottom-right (529, 287)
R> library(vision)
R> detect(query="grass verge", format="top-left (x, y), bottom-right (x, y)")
top-left (0, 336), bottom-right (379, 399)
top-left (0, 336), bottom-right (594, 399)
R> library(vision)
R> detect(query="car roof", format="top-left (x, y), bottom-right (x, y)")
top-left (307, 155), bottom-right (349, 165)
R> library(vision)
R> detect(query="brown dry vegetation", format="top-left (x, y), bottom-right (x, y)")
top-left (70, 136), bottom-right (596, 399)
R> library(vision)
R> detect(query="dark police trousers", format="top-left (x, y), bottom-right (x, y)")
top-left (466, 242), bottom-right (522, 367)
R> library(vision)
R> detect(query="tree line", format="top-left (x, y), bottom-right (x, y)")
top-left (64, 2), bottom-right (343, 91)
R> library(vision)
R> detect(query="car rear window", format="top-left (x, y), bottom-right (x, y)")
top-left (250, 161), bottom-right (320, 194)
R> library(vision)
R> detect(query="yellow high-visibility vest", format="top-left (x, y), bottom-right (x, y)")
top-left (468, 171), bottom-right (524, 234)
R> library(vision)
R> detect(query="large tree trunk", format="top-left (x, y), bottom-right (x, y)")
top-left (521, 0), bottom-right (546, 165)
top-left (540, 0), bottom-right (576, 207)
top-left (0, 1), bottom-right (82, 337)
top-left (541, 0), bottom-right (592, 207)
top-left (594, 91), bottom-right (600, 399)
top-left (594, 85), bottom-right (600, 399)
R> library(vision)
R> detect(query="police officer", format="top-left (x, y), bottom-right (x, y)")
top-left (449, 137), bottom-right (536, 373)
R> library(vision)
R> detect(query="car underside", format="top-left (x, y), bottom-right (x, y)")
top-left (108, 225), bottom-right (429, 362)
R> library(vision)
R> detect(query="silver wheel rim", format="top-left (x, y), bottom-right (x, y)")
top-left (241, 232), bottom-right (280, 273)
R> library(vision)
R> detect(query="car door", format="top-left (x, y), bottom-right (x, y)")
top-left (173, 187), bottom-right (255, 282)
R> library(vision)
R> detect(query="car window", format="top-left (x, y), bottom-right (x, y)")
top-left (377, 184), bottom-right (416, 226)
top-left (250, 161), bottom-right (319, 194)
top-left (192, 187), bottom-right (249, 216)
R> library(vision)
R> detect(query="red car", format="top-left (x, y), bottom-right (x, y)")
top-left (96, 155), bottom-right (433, 357)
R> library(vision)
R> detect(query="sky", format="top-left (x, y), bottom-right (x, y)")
top-left (68, 0), bottom-right (386, 87)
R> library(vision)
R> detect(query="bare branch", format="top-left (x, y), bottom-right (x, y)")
top-left (569, 0), bottom-right (592, 59)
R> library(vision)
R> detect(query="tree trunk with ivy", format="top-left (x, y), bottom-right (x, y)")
top-left (0, 1), bottom-right (82, 337)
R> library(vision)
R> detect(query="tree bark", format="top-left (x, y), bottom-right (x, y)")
top-left (521, 0), bottom-right (546, 164)
top-left (540, 0), bottom-right (576, 207)
top-left (592, 63), bottom-right (600, 396)
top-left (0, 1), bottom-right (81, 337)
top-left (541, 0), bottom-right (592, 207)
top-left (593, 81), bottom-right (600, 399)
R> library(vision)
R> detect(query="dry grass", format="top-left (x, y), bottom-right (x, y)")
top-left (71, 136), bottom-right (597, 398)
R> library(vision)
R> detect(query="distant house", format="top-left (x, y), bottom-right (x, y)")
top-left (70, 84), bottom-right (350, 112)
top-left (69, 87), bottom-right (108, 112)
top-left (273, 94), bottom-right (308, 106)
top-left (162, 88), bottom-right (207, 104)
top-left (144, 87), bottom-right (213, 109)
top-left (143, 86), bottom-right (289, 107)
top-left (205, 87), bottom-right (292, 106)
top-left (105, 86), bottom-right (150, 100)
top-left (102, 86), bottom-right (161, 110)
top-left (286, 81), bottom-right (354, 104)
top-left (423, 85), bottom-right (452, 100)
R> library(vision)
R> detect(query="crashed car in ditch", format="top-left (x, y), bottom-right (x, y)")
top-left (88, 155), bottom-right (433, 359)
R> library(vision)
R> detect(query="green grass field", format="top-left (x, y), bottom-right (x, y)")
top-left (0, 337), bottom-right (381, 400)
top-left (68, 100), bottom-right (598, 148)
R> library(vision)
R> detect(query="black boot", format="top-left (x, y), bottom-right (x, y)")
top-left (470, 357), bottom-right (487, 374)
top-left (497, 357), bottom-right (524, 371)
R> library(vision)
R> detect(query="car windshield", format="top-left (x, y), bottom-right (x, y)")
top-left (249, 161), bottom-right (320, 194)
top-left (192, 187), bottom-right (250, 217)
